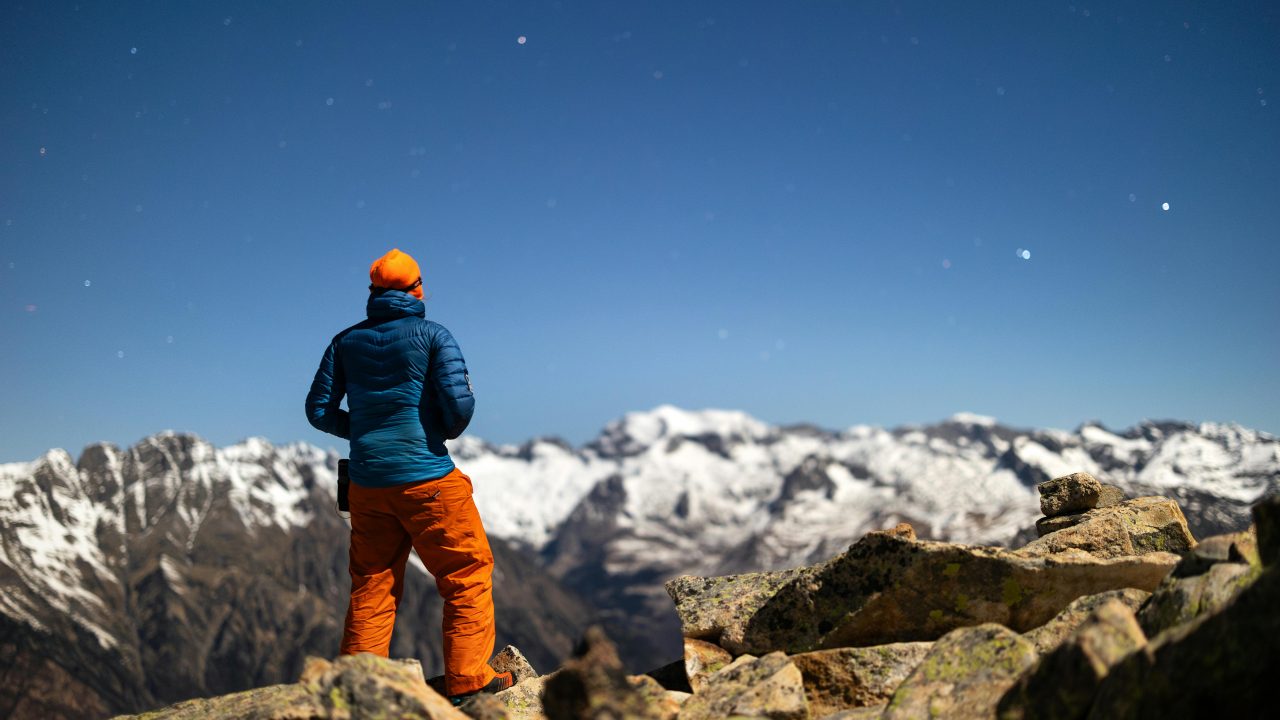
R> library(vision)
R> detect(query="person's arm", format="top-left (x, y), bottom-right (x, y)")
top-left (305, 337), bottom-right (351, 439)
top-left (429, 325), bottom-right (475, 439)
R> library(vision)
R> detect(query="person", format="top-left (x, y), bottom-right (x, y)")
top-left (305, 248), bottom-right (512, 703)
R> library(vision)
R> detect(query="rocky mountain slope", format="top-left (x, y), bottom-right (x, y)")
top-left (0, 434), bottom-right (595, 719)
top-left (123, 486), bottom-right (1280, 719)
top-left (1, 407), bottom-right (1276, 716)
top-left (462, 407), bottom-right (1278, 669)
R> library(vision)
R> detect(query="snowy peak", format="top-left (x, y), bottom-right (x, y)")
top-left (588, 405), bottom-right (772, 458)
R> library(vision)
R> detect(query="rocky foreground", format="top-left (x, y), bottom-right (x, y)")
top-left (120, 474), bottom-right (1277, 719)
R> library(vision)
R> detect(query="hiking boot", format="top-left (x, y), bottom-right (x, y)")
top-left (449, 671), bottom-right (514, 706)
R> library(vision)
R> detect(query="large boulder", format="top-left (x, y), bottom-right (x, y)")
top-left (998, 599), bottom-right (1147, 720)
top-left (882, 624), bottom-right (1037, 720)
top-left (1039, 472), bottom-right (1104, 517)
top-left (677, 652), bottom-right (809, 720)
top-left (1087, 565), bottom-right (1280, 718)
top-left (540, 628), bottom-right (661, 720)
top-left (1028, 497), bottom-right (1195, 556)
top-left (1022, 588), bottom-right (1150, 656)
top-left (1171, 529), bottom-right (1258, 578)
top-left (789, 642), bottom-right (931, 717)
top-left (709, 531), bottom-right (1176, 655)
top-left (1136, 561), bottom-right (1258, 637)
top-left (1254, 494), bottom-right (1280, 567)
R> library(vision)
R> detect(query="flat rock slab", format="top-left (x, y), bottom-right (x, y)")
top-left (790, 642), bottom-right (931, 717)
top-left (883, 624), bottom-right (1038, 720)
top-left (678, 651), bottom-right (808, 720)
top-left (1026, 496), bottom-right (1196, 557)
top-left (1039, 472), bottom-right (1104, 517)
top-left (1022, 588), bottom-right (1149, 656)
top-left (713, 531), bottom-right (1177, 655)
top-left (665, 566), bottom-right (815, 646)
top-left (999, 599), bottom-right (1147, 720)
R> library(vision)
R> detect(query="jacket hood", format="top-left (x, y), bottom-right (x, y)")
top-left (366, 290), bottom-right (426, 320)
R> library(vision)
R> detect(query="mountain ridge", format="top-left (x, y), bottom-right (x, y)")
top-left (2, 406), bottom-right (1277, 717)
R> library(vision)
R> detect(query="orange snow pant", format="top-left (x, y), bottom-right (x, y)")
top-left (339, 467), bottom-right (497, 696)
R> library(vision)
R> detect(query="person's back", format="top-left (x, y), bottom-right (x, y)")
top-left (305, 248), bottom-right (509, 704)
top-left (314, 289), bottom-right (473, 485)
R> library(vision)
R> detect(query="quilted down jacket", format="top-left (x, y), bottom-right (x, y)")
top-left (306, 290), bottom-right (475, 487)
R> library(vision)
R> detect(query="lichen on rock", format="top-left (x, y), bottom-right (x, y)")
top-left (789, 642), bottom-right (931, 717)
top-left (883, 624), bottom-right (1037, 720)
top-left (998, 599), bottom-right (1147, 720)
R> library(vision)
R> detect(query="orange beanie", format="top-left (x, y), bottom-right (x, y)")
top-left (369, 248), bottom-right (424, 299)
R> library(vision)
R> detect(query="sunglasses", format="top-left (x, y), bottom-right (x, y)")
top-left (369, 277), bottom-right (423, 293)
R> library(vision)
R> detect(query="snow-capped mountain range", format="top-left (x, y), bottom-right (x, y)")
top-left (1, 406), bottom-right (1276, 717)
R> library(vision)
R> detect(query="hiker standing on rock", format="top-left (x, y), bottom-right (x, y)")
top-left (305, 248), bottom-right (513, 703)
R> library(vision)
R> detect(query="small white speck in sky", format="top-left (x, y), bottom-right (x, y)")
top-left (517, 36), bottom-right (527, 45)
top-left (116, 350), bottom-right (125, 359)
top-left (84, 280), bottom-right (92, 287)
top-left (1162, 202), bottom-right (1170, 211)
top-left (130, 47), bottom-right (137, 55)
top-left (1017, 248), bottom-right (1031, 260)
top-left (39, 147), bottom-right (47, 156)
top-left (325, 97), bottom-right (334, 106)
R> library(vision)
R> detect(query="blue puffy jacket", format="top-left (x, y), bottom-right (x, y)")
top-left (305, 290), bottom-right (475, 487)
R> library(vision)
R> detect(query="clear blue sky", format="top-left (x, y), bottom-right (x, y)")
top-left (2, 1), bottom-right (1277, 462)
